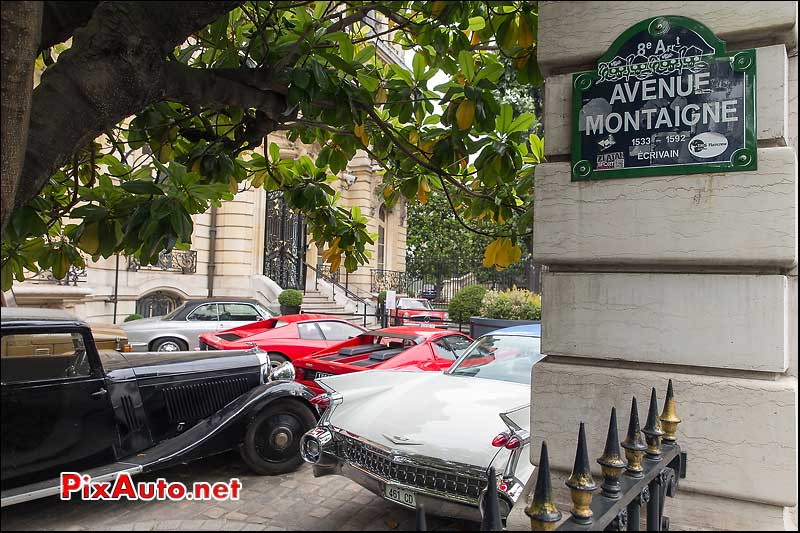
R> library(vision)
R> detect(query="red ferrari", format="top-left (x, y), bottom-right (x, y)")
top-left (198, 314), bottom-right (367, 367)
top-left (293, 326), bottom-right (473, 395)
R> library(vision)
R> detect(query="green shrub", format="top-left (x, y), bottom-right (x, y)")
top-left (124, 313), bottom-right (143, 322)
top-left (278, 289), bottom-right (303, 307)
top-left (377, 290), bottom-right (386, 304)
top-left (480, 288), bottom-right (541, 320)
top-left (448, 285), bottom-right (487, 323)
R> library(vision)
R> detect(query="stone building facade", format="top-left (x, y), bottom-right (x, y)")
top-left (8, 136), bottom-right (406, 322)
top-left (507, 2), bottom-right (798, 530)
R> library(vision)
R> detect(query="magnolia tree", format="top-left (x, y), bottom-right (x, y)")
top-left (0, 1), bottom-right (544, 291)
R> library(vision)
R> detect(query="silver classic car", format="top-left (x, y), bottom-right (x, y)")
top-left (300, 324), bottom-right (543, 522)
top-left (123, 298), bottom-right (273, 352)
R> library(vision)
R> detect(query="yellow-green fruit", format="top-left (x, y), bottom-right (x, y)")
top-left (456, 99), bottom-right (476, 130)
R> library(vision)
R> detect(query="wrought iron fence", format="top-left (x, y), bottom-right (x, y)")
top-left (370, 269), bottom-right (413, 293)
top-left (127, 250), bottom-right (197, 274)
top-left (28, 265), bottom-right (87, 286)
top-left (417, 381), bottom-right (686, 531)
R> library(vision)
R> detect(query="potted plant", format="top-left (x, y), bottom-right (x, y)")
top-left (278, 289), bottom-right (303, 315)
top-left (469, 288), bottom-right (541, 338)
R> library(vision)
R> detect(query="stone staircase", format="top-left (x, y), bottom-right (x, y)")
top-left (300, 289), bottom-right (377, 327)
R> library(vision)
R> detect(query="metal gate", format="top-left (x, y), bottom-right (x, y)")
top-left (399, 254), bottom-right (542, 304)
top-left (263, 191), bottom-right (307, 289)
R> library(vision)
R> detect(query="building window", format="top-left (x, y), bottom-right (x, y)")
top-left (377, 205), bottom-right (386, 270)
top-left (135, 291), bottom-right (182, 318)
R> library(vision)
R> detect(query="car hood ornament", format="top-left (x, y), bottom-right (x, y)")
top-left (383, 434), bottom-right (423, 446)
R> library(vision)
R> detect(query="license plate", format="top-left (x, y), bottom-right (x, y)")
top-left (419, 323), bottom-right (435, 328)
top-left (384, 485), bottom-right (416, 507)
top-left (314, 372), bottom-right (333, 380)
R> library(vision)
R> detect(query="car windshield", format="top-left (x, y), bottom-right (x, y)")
top-left (398, 299), bottom-right (431, 310)
top-left (368, 333), bottom-right (420, 348)
top-left (447, 334), bottom-right (542, 385)
top-left (162, 304), bottom-right (187, 320)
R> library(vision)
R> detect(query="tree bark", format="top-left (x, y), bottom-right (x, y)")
top-left (9, 1), bottom-right (244, 232)
top-left (1, 1), bottom-right (42, 233)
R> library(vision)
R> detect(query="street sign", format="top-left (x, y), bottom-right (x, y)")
top-left (386, 290), bottom-right (397, 310)
top-left (571, 16), bottom-right (757, 181)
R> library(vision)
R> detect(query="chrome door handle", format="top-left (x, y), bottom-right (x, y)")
top-left (90, 388), bottom-right (108, 399)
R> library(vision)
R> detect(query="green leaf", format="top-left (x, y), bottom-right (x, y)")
top-left (269, 142), bottom-right (281, 162)
top-left (412, 53), bottom-right (427, 81)
top-left (353, 44), bottom-right (375, 64)
top-left (508, 113), bottom-right (536, 134)
top-left (468, 16), bottom-right (486, 31)
top-left (496, 104), bottom-right (514, 133)
top-left (390, 64), bottom-right (414, 86)
top-left (319, 52), bottom-right (357, 76)
top-left (357, 72), bottom-right (380, 92)
top-left (458, 50), bottom-right (475, 82)
top-left (474, 62), bottom-right (504, 83)
top-left (121, 180), bottom-right (164, 195)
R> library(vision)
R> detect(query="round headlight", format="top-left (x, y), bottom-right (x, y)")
top-left (270, 361), bottom-right (296, 381)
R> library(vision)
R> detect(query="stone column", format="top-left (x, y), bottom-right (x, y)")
top-left (513, 2), bottom-right (798, 530)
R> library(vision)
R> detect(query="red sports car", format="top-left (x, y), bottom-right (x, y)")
top-left (198, 314), bottom-right (367, 367)
top-left (294, 326), bottom-right (473, 395)
top-left (393, 297), bottom-right (448, 326)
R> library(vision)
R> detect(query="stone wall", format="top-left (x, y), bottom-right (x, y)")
top-left (517, 2), bottom-right (798, 530)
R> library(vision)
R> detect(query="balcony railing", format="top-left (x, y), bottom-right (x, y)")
top-left (127, 250), bottom-right (197, 274)
top-left (28, 265), bottom-right (87, 286)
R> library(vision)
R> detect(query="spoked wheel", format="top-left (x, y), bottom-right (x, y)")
top-left (240, 400), bottom-right (316, 475)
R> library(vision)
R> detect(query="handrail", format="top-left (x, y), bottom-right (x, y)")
top-left (302, 259), bottom-right (372, 307)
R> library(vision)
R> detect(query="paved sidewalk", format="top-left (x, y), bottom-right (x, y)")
top-left (0, 452), bottom-right (478, 531)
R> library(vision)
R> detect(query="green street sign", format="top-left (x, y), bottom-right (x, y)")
top-left (571, 16), bottom-right (757, 181)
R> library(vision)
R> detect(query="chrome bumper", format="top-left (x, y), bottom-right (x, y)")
top-left (316, 459), bottom-right (486, 522)
top-left (301, 427), bottom-right (520, 523)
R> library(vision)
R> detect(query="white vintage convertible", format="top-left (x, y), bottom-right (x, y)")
top-left (300, 324), bottom-right (543, 522)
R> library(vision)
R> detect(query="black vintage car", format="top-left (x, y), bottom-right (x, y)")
top-left (0, 308), bottom-right (318, 507)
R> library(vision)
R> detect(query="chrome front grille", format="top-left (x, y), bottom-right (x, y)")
top-left (339, 435), bottom-right (487, 500)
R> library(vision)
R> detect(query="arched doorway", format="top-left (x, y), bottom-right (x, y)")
top-left (135, 291), bottom-right (183, 318)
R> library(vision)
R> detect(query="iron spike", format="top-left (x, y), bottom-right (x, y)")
top-left (526, 442), bottom-right (562, 530)
top-left (481, 466), bottom-right (504, 531)
top-left (642, 387), bottom-right (665, 459)
top-left (415, 502), bottom-right (427, 532)
top-left (565, 422), bottom-right (596, 524)
top-left (660, 379), bottom-right (681, 443)
top-left (597, 407), bottom-right (627, 499)
top-left (621, 397), bottom-right (647, 477)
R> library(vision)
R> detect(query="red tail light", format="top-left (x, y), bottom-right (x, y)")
top-left (492, 432), bottom-right (510, 447)
top-left (310, 394), bottom-right (332, 410)
top-left (505, 436), bottom-right (522, 449)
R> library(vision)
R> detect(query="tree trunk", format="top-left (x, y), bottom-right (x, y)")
top-left (7, 1), bottom-right (241, 234)
top-left (1, 1), bottom-right (42, 233)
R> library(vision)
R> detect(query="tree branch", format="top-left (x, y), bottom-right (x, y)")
top-left (38, 1), bottom-right (98, 54)
top-left (14, 2), bottom-right (242, 217)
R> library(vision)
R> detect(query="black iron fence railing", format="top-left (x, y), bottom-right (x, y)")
top-left (127, 250), bottom-right (197, 274)
top-left (370, 268), bottom-right (413, 293)
top-left (417, 381), bottom-right (686, 531)
top-left (372, 255), bottom-right (543, 304)
top-left (27, 265), bottom-right (87, 286)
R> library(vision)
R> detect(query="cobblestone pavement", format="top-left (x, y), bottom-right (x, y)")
top-left (0, 452), bottom-right (480, 531)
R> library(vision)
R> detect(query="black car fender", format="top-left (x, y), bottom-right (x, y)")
top-left (135, 380), bottom-right (317, 473)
